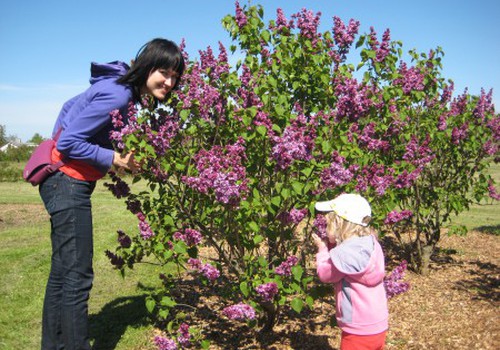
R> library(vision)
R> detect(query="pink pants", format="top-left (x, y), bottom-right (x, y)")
top-left (340, 331), bottom-right (387, 350)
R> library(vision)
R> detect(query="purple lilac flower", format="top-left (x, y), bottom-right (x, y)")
top-left (271, 8), bottom-right (295, 32)
top-left (358, 122), bottom-right (391, 152)
top-left (394, 168), bottom-right (422, 189)
top-left (105, 250), bottom-right (125, 269)
top-left (483, 140), bottom-right (499, 156)
top-left (292, 8), bottom-right (321, 41)
top-left (384, 260), bottom-right (410, 298)
top-left (117, 230), bottom-right (131, 248)
top-left (395, 63), bottom-right (425, 94)
top-left (320, 152), bottom-right (354, 189)
top-left (384, 210), bottom-right (413, 225)
top-left (234, 1), bottom-right (248, 28)
top-left (188, 258), bottom-right (202, 270)
top-left (177, 323), bottom-right (191, 348)
top-left (332, 16), bottom-right (360, 58)
top-left (154, 336), bottom-right (178, 350)
top-left (473, 88), bottom-right (494, 121)
top-left (451, 122), bottom-right (469, 145)
top-left (125, 198), bottom-right (142, 214)
top-left (256, 282), bottom-right (279, 301)
top-left (104, 172), bottom-right (130, 199)
top-left (313, 214), bottom-right (328, 240)
top-left (275, 256), bottom-right (299, 276)
top-left (271, 115), bottom-right (315, 170)
top-left (200, 263), bottom-right (220, 281)
top-left (182, 140), bottom-right (249, 206)
top-left (402, 135), bottom-right (435, 166)
top-left (173, 228), bottom-right (203, 247)
top-left (137, 212), bottom-right (155, 240)
top-left (334, 77), bottom-right (374, 121)
top-left (488, 180), bottom-right (500, 201)
top-left (222, 303), bottom-right (256, 320)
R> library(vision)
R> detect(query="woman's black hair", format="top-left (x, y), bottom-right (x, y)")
top-left (117, 38), bottom-right (185, 101)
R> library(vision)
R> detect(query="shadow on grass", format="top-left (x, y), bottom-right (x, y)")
top-left (89, 293), bottom-right (150, 350)
top-left (473, 224), bottom-right (500, 236)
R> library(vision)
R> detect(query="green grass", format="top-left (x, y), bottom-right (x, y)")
top-left (0, 181), bottom-right (161, 350)
top-left (449, 162), bottom-right (500, 235)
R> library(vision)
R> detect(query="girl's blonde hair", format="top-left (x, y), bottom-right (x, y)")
top-left (326, 212), bottom-right (377, 243)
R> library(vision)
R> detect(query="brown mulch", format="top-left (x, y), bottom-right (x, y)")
top-left (160, 230), bottom-right (499, 350)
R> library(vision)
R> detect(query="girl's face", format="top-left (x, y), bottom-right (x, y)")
top-left (142, 68), bottom-right (179, 100)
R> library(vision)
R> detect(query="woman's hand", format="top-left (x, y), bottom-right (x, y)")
top-left (113, 151), bottom-right (140, 173)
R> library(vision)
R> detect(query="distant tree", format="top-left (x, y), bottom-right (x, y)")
top-left (29, 133), bottom-right (46, 145)
top-left (0, 125), bottom-right (6, 146)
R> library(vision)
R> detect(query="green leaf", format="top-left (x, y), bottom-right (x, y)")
top-left (249, 221), bottom-right (260, 232)
top-left (253, 234), bottom-right (264, 244)
top-left (145, 297), bottom-right (156, 313)
top-left (292, 265), bottom-right (304, 282)
top-left (240, 281), bottom-right (249, 297)
top-left (291, 297), bottom-right (304, 313)
top-left (291, 181), bottom-right (304, 195)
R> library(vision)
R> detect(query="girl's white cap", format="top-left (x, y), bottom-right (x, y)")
top-left (315, 193), bottom-right (372, 226)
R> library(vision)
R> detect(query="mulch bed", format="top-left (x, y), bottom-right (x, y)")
top-left (157, 230), bottom-right (499, 349)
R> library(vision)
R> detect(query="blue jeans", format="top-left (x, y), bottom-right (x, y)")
top-left (40, 172), bottom-right (96, 350)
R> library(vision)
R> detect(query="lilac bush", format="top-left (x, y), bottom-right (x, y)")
top-left (104, 1), bottom-right (498, 346)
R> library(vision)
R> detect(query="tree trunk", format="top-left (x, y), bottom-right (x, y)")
top-left (259, 301), bottom-right (277, 333)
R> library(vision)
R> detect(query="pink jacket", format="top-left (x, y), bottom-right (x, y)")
top-left (316, 235), bottom-right (388, 335)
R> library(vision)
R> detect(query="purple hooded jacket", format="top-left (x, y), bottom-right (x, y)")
top-left (53, 61), bottom-right (132, 175)
top-left (316, 235), bottom-right (389, 335)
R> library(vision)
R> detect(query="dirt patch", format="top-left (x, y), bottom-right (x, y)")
top-left (154, 230), bottom-right (499, 349)
top-left (0, 203), bottom-right (48, 229)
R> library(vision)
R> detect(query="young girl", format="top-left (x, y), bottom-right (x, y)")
top-left (312, 193), bottom-right (388, 350)
top-left (39, 38), bottom-right (184, 350)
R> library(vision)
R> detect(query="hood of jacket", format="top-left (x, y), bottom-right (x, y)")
top-left (89, 61), bottom-right (130, 85)
top-left (329, 235), bottom-right (385, 286)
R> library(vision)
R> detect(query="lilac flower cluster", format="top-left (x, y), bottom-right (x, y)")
top-left (367, 27), bottom-right (392, 63)
top-left (271, 115), bottom-right (315, 170)
top-left (109, 102), bottom-right (138, 152)
top-left (182, 140), bottom-right (249, 206)
top-left (104, 171), bottom-right (130, 199)
top-left (278, 208), bottom-right (308, 225)
top-left (451, 122), bottom-right (469, 145)
top-left (384, 210), bottom-right (413, 225)
top-left (402, 135), bottom-right (436, 166)
top-left (395, 63), bottom-right (425, 94)
top-left (188, 258), bottom-right (220, 281)
top-left (234, 1), bottom-right (247, 29)
top-left (117, 230), bottom-right (132, 248)
top-left (313, 215), bottom-right (328, 240)
top-left (332, 16), bottom-right (360, 54)
top-left (384, 260), bottom-right (410, 298)
top-left (358, 122), bottom-right (391, 152)
top-left (356, 164), bottom-right (394, 195)
top-left (291, 8), bottom-right (321, 41)
top-left (334, 77), bottom-right (374, 121)
top-left (173, 228), bottom-right (203, 247)
top-left (154, 335), bottom-right (178, 350)
top-left (394, 168), bottom-right (422, 189)
top-left (105, 250), bottom-right (125, 269)
top-left (137, 212), bottom-right (155, 240)
top-left (473, 89), bottom-right (494, 121)
top-left (274, 256), bottom-right (299, 276)
top-left (256, 282), bottom-right (279, 301)
top-left (177, 323), bottom-right (191, 348)
top-left (222, 303), bottom-right (256, 321)
top-left (320, 152), bottom-right (354, 190)
top-left (488, 180), bottom-right (500, 201)
top-left (270, 8), bottom-right (295, 32)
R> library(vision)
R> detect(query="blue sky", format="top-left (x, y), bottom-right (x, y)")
top-left (1, 0), bottom-right (499, 141)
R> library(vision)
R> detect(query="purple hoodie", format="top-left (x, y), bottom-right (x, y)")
top-left (316, 235), bottom-right (388, 335)
top-left (53, 61), bottom-right (132, 175)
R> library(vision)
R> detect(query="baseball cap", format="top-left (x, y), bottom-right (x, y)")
top-left (315, 193), bottom-right (372, 226)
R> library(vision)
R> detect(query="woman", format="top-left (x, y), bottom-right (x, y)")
top-left (39, 38), bottom-right (185, 350)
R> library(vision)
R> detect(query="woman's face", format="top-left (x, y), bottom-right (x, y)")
top-left (142, 68), bottom-right (179, 100)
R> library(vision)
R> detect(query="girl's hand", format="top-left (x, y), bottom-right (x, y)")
top-left (311, 233), bottom-right (328, 250)
top-left (113, 151), bottom-right (141, 174)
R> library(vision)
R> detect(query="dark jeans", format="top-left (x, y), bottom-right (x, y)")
top-left (40, 172), bottom-right (96, 350)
